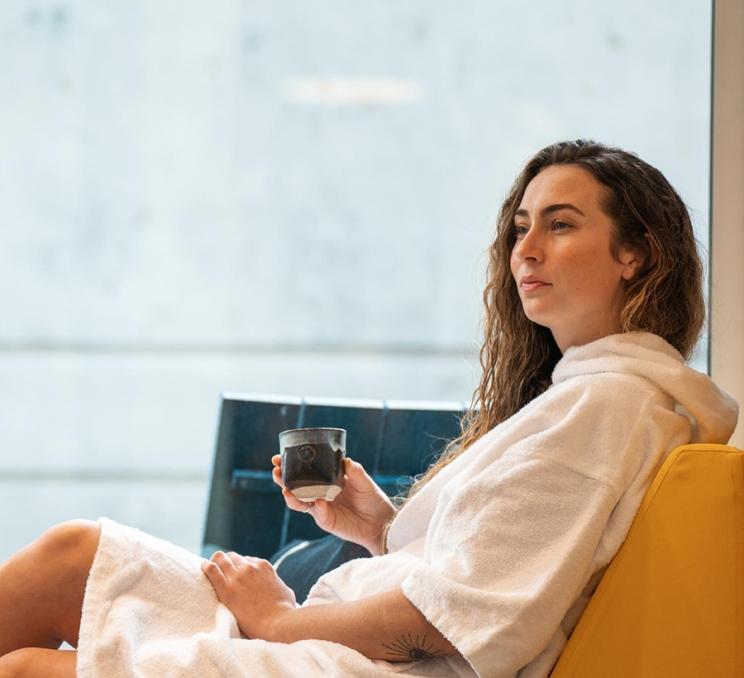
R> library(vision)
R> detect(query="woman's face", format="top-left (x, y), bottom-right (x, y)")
top-left (509, 164), bottom-right (641, 352)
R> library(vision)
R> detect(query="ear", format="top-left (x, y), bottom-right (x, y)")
top-left (620, 233), bottom-right (658, 281)
top-left (619, 247), bottom-right (644, 280)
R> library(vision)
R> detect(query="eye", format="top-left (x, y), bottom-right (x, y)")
top-left (552, 220), bottom-right (572, 231)
top-left (513, 224), bottom-right (529, 238)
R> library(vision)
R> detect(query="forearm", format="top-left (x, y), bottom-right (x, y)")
top-left (265, 587), bottom-right (458, 662)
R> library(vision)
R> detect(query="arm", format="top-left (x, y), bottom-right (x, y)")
top-left (202, 552), bottom-right (458, 662)
top-left (269, 588), bottom-right (458, 661)
top-left (271, 455), bottom-right (396, 555)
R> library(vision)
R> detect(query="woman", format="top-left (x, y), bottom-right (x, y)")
top-left (0, 140), bottom-right (737, 678)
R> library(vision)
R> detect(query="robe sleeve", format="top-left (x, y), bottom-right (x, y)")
top-left (399, 381), bottom-right (661, 677)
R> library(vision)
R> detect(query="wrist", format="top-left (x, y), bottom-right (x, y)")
top-left (261, 604), bottom-right (298, 643)
top-left (366, 515), bottom-right (395, 556)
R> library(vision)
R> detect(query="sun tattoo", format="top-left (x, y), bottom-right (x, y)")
top-left (382, 633), bottom-right (439, 660)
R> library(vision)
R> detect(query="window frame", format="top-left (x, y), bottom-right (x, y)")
top-left (710, 0), bottom-right (744, 446)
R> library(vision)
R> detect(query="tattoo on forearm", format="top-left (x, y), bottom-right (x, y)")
top-left (382, 633), bottom-right (441, 660)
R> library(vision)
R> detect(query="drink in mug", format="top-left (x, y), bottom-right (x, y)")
top-left (278, 427), bottom-right (346, 502)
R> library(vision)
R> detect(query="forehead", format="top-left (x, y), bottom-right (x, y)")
top-left (519, 164), bottom-right (608, 212)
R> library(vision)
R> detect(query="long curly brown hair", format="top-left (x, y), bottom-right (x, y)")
top-left (407, 138), bottom-right (705, 497)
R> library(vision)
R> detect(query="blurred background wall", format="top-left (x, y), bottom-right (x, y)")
top-left (0, 0), bottom-right (711, 559)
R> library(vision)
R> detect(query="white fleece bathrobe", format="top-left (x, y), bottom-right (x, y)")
top-left (76, 332), bottom-right (738, 678)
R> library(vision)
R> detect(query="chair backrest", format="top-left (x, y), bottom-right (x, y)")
top-left (202, 394), bottom-right (466, 559)
top-left (550, 443), bottom-right (744, 678)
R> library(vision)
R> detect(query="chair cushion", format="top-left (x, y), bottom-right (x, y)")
top-left (550, 443), bottom-right (744, 677)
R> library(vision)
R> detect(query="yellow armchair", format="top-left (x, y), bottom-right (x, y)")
top-left (551, 443), bottom-right (744, 678)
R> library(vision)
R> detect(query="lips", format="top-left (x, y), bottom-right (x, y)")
top-left (519, 276), bottom-right (551, 291)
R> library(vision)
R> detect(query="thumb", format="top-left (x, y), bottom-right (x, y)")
top-left (344, 457), bottom-right (368, 478)
top-left (312, 498), bottom-right (337, 529)
top-left (313, 498), bottom-right (329, 520)
top-left (344, 458), bottom-right (375, 488)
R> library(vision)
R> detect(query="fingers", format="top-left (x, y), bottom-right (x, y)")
top-left (208, 550), bottom-right (239, 573)
top-left (271, 456), bottom-right (283, 487)
top-left (202, 551), bottom-right (276, 599)
top-left (271, 456), bottom-right (283, 489)
top-left (201, 557), bottom-right (228, 594)
top-left (225, 551), bottom-right (245, 569)
top-left (274, 463), bottom-right (315, 513)
top-left (281, 487), bottom-right (316, 513)
top-left (242, 555), bottom-right (274, 572)
top-left (312, 498), bottom-right (329, 522)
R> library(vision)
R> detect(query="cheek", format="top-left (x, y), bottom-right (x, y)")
top-left (555, 250), bottom-right (586, 286)
top-left (563, 251), bottom-right (623, 298)
top-left (509, 251), bottom-right (520, 280)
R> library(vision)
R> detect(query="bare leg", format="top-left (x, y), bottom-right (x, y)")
top-left (0, 647), bottom-right (76, 678)
top-left (0, 520), bottom-right (101, 656)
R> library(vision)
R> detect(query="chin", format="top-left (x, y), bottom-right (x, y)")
top-left (521, 309), bottom-right (553, 330)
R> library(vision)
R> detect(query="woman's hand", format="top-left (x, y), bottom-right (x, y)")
top-left (271, 455), bottom-right (396, 555)
top-left (201, 551), bottom-right (296, 640)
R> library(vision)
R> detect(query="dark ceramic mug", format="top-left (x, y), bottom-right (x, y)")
top-left (278, 427), bottom-right (346, 502)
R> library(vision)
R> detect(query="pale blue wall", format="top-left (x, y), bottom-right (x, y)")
top-left (0, 0), bottom-right (711, 559)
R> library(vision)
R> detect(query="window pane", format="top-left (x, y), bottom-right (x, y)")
top-left (0, 1), bottom-right (711, 557)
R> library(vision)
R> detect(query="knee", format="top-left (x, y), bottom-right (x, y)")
top-left (37, 519), bottom-right (101, 566)
top-left (0, 648), bottom-right (74, 678)
top-left (0, 648), bottom-right (38, 678)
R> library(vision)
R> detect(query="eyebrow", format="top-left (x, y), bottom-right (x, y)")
top-left (514, 203), bottom-right (586, 219)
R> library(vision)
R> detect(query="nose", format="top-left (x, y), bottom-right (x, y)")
top-left (513, 227), bottom-right (544, 263)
